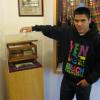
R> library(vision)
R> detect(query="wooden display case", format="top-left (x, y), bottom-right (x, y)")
top-left (7, 40), bottom-right (37, 62)
top-left (7, 40), bottom-right (41, 72)
top-left (5, 40), bottom-right (44, 100)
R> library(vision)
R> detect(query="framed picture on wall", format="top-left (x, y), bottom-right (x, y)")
top-left (18, 0), bottom-right (43, 16)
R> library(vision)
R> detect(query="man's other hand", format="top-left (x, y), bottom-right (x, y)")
top-left (20, 27), bottom-right (32, 33)
top-left (77, 79), bottom-right (89, 87)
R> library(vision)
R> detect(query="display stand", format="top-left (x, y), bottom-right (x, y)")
top-left (5, 40), bottom-right (44, 100)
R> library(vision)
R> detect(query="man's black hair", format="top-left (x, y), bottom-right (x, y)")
top-left (74, 7), bottom-right (91, 19)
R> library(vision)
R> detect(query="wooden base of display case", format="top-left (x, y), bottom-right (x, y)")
top-left (5, 67), bottom-right (44, 100)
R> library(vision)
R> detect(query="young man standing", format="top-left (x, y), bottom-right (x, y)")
top-left (20, 7), bottom-right (100, 100)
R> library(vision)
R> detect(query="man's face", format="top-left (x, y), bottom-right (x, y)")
top-left (74, 14), bottom-right (91, 35)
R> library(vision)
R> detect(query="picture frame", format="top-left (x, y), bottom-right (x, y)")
top-left (18, 0), bottom-right (43, 16)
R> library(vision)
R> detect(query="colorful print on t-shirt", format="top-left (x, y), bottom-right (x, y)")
top-left (65, 40), bottom-right (89, 77)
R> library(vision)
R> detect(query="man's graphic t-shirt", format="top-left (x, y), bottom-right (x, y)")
top-left (65, 40), bottom-right (89, 77)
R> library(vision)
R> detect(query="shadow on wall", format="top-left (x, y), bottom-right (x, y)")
top-left (0, 32), bottom-right (8, 100)
top-left (90, 79), bottom-right (100, 100)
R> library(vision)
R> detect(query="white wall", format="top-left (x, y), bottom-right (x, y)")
top-left (0, 0), bottom-right (44, 34)
top-left (0, 0), bottom-right (3, 31)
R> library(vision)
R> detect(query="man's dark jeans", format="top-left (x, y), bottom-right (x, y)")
top-left (60, 76), bottom-right (91, 100)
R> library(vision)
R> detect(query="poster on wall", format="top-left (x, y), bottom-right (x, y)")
top-left (18, 0), bottom-right (44, 16)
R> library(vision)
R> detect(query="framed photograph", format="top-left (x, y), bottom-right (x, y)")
top-left (18, 0), bottom-right (43, 16)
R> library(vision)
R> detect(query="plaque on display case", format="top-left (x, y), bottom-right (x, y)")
top-left (7, 40), bottom-right (41, 72)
